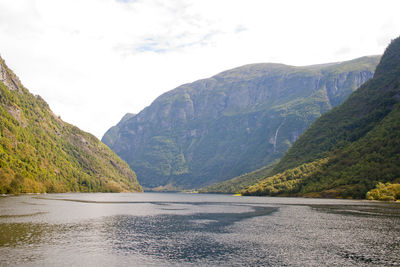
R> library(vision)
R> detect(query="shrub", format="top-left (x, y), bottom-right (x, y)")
top-left (366, 182), bottom-right (400, 201)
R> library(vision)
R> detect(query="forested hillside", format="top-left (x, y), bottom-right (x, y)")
top-left (0, 56), bottom-right (142, 194)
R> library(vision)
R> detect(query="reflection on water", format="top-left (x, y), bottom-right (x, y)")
top-left (0, 223), bottom-right (47, 247)
top-left (104, 205), bottom-right (277, 264)
top-left (0, 193), bottom-right (399, 266)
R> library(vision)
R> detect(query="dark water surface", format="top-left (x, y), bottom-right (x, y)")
top-left (0, 193), bottom-right (399, 266)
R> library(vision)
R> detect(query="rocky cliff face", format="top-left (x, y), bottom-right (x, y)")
top-left (242, 37), bottom-right (400, 199)
top-left (0, 57), bottom-right (21, 92)
top-left (0, 56), bottom-right (142, 194)
top-left (103, 56), bottom-right (380, 189)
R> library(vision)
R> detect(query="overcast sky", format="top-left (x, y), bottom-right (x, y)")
top-left (0, 0), bottom-right (399, 138)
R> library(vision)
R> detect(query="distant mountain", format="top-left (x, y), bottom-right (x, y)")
top-left (242, 37), bottom-right (400, 199)
top-left (103, 56), bottom-right (379, 189)
top-left (0, 56), bottom-right (142, 194)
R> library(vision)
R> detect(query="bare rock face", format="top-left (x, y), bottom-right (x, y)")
top-left (0, 58), bottom-right (22, 92)
top-left (103, 56), bottom-right (380, 189)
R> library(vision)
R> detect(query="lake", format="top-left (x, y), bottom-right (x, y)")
top-left (0, 193), bottom-right (399, 266)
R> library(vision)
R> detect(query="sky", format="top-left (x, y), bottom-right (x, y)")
top-left (0, 0), bottom-right (399, 138)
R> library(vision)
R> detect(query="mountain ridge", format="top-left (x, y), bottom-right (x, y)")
top-left (103, 56), bottom-right (380, 189)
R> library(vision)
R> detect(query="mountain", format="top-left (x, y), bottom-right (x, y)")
top-left (103, 56), bottom-right (380, 189)
top-left (0, 56), bottom-right (142, 194)
top-left (242, 37), bottom-right (400, 199)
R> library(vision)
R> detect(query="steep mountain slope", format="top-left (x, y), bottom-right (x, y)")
top-left (103, 56), bottom-right (379, 189)
top-left (0, 56), bottom-right (142, 194)
top-left (242, 37), bottom-right (400, 198)
top-left (199, 162), bottom-right (276, 194)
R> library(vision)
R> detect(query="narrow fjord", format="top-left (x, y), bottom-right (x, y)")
top-left (1, 2), bottom-right (400, 266)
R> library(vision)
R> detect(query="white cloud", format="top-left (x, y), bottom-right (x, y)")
top-left (0, 0), bottom-right (399, 138)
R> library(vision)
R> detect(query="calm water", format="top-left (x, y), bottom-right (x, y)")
top-left (0, 193), bottom-right (399, 266)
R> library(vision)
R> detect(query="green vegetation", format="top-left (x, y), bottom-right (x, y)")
top-left (103, 56), bottom-right (379, 189)
top-left (242, 37), bottom-right (400, 199)
top-left (241, 158), bottom-right (329, 196)
top-left (199, 162), bottom-right (275, 193)
top-left (366, 182), bottom-right (400, 201)
top-left (0, 57), bottom-right (142, 194)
